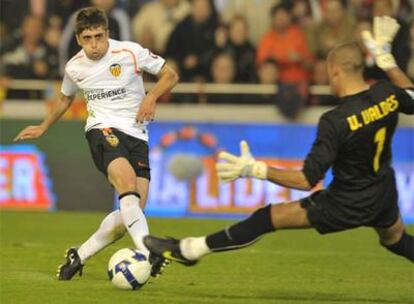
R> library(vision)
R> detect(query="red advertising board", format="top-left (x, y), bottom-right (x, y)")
top-left (0, 146), bottom-right (55, 210)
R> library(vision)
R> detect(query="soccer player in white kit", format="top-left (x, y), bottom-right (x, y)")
top-left (14, 7), bottom-right (179, 280)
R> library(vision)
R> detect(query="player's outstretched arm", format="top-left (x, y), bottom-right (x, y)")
top-left (384, 67), bottom-right (414, 89)
top-left (13, 93), bottom-right (75, 141)
top-left (216, 141), bottom-right (312, 190)
top-left (136, 65), bottom-right (179, 123)
top-left (266, 167), bottom-right (311, 190)
top-left (361, 16), bottom-right (414, 89)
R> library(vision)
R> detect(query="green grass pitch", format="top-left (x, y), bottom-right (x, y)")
top-left (0, 211), bottom-right (413, 304)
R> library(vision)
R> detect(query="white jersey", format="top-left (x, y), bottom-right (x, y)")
top-left (61, 39), bottom-right (165, 141)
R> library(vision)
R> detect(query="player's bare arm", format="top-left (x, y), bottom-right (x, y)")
top-left (216, 140), bottom-right (312, 190)
top-left (266, 167), bottom-right (311, 190)
top-left (385, 68), bottom-right (414, 89)
top-left (136, 65), bottom-right (179, 123)
top-left (13, 93), bottom-right (75, 142)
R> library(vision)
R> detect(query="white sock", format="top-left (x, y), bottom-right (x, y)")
top-left (179, 237), bottom-right (211, 261)
top-left (119, 193), bottom-right (149, 255)
top-left (78, 210), bottom-right (126, 263)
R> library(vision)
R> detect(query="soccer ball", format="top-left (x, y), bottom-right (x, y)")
top-left (107, 248), bottom-right (151, 290)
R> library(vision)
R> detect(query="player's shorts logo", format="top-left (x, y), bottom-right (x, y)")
top-left (109, 64), bottom-right (122, 77)
top-left (102, 128), bottom-right (120, 147)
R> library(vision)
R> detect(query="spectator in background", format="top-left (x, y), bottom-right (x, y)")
top-left (212, 16), bottom-right (255, 83)
top-left (0, 0), bottom-right (47, 42)
top-left (256, 2), bottom-right (314, 84)
top-left (314, 0), bottom-right (355, 57)
top-left (47, 0), bottom-right (87, 27)
top-left (0, 15), bottom-right (59, 98)
top-left (226, 16), bottom-right (256, 83)
top-left (165, 0), bottom-right (218, 81)
top-left (207, 52), bottom-right (238, 103)
top-left (291, 0), bottom-right (318, 54)
top-left (59, 0), bottom-right (131, 74)
top-left (210, 52), bottom-right (235, 84)
top-left (220, 0), bottom-right (280, 46)
top-left (253, 59), bottom-right (279, 104)
top-left (346, 0), bottom-right (372, 20)
top-left (132, 0), bottom-right (190, 55)
top-left (1, 15), bottom-right (58, 80)
top-left (308, 57), bottom-right (338, 105)
top-left (257, 59), bottom-right (279, 85)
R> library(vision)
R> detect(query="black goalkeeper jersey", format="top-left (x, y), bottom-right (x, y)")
top-left (302, 80), bottom-right (414, 221)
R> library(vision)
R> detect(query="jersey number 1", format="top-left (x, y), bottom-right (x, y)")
top-left (373, 127), bottom-right (386, 172)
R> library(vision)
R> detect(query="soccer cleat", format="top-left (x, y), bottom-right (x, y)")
top-left (57, 247), bottom-right (84, 280)
top-left (144, 236), bottom-right (198, 266)
top-left (148, 253), bottom-right (170, 277)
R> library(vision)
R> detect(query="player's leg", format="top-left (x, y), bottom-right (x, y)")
top-left (107, 157), bottom-right (149, 254)
top-left (58, 210), bottom-right (126, 280)
top-left (375, 216), bottom-right (414, 262)
top-left (144, 201), bottom-right (311, 265)
top-left (135, 176), bottom-right (170, 276)
top-left (74, 158), bottom-right (145, 265)
top-left (77, 210), bottom-right (126, 263)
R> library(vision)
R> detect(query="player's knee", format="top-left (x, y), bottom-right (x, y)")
top-left (110, 173), bottom-right (137, 192)
top-left (378, 220), bottom-right (405, 246)
top-left (271, 202), bottom-right (309, 229)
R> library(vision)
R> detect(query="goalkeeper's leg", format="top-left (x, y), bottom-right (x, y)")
top-left (144, 201), bottom-right (311, 265)
top-left (376, 217), bottom-right (414, 262)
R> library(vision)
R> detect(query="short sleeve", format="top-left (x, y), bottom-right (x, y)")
top-left (302, 116), bottom-right (339, 187)
top-left (61, 71), bottom-right (79, 96)
top-left (394, 86), bottom-right (414, 115)
top-left (135, 45), bottom-right (165, 75)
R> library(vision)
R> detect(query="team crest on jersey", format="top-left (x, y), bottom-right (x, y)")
top-left (109, 64), bottom-right (122, 77)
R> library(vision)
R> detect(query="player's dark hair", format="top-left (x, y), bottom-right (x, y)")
top-left (75, 7), bottom-right (108, 35)
top-left (328, 42), bottom-right (365, 74)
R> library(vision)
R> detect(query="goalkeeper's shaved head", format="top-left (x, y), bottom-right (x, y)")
top-left (327, 42), bottom-right (364, 75)
top-left (327, 42), bottom-right (367, 97)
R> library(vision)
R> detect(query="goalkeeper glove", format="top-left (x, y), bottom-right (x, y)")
top-left (361, 16), bottom-right (400, 70)
top-left (215, 140), bottom-right (267, 182)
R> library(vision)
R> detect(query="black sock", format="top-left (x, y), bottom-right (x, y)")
top-left (384, 232), bottom-right (414, 262)
top-left (206, 205), bottom-right (275, 252)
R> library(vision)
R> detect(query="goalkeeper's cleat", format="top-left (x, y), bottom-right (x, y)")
top-left (57, 247), bottom-right (84, 280)
top-left (149, 253), bottom-right (170, 277)
top-left (144, 236), bottom-right (198, 266)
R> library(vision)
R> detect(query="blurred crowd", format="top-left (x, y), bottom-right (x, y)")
top-left (1, 0), bottom-right (413, 117)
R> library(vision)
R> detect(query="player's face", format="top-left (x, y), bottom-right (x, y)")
top-left (76, 27), bottom-right (109, 61)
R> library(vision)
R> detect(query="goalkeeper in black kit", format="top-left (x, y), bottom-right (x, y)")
top-left (144, 16), bottom-right (414, 265)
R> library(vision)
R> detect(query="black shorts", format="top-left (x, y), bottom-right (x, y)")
top-left (300, 188), bottom-right (400, 235)
top-left (85, 128), bottom-right (150, 180)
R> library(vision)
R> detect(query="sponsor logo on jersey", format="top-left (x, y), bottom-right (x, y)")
top-left (109, 63), bottom-right (122, 77)
top-left (84, 88), bottom-right (127, 101)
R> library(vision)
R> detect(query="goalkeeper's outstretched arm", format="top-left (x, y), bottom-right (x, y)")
top-left (385, 67), bottom-right (414, 89)
top-left (266, 167), bottom-right (311, 191)
top-left (361, 16), bottom-right (414, 89)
